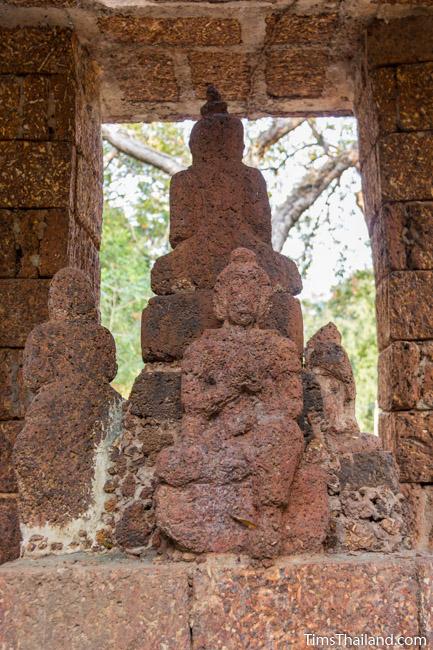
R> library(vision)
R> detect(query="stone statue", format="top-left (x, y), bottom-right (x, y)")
top-left (151, 85), bottom-right (301, 297)
top-left (14, 267), bottom-right (123, 555)
top-left (155, 248), bottom-right (304, 558)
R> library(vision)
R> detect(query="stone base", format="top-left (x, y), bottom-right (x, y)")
top-left (0, 552), bottom-right (431, 649)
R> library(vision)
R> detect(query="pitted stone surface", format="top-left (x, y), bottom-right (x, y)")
top-left (302, 323), bottom-right (407, 553)
top-left (0, 554), bottom-right (431, 650)
top-left (2, 9), bottom-right (432, 121)
top-left (150, 91), bottom-right (301, 296)
top-left (155, 249), bottom-right (319, 558)
top-left (141, 88), bottom-right (303, 365)
top-left (14, 267), bottom-right (123, 554)
top-left (192, 556), bottom-right (422, 649)
top-left (0, 556), bottom-right (191, 650)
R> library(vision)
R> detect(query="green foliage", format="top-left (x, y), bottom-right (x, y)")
top-left (303, 269), bottom-right (377, 432)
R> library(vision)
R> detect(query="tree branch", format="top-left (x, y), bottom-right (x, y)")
top-left (253, 118), bottom-right (305, 159)
top-left (272, 144), bottom-right (359, 252)
top-left (101, 125), bottom-right (186, 176)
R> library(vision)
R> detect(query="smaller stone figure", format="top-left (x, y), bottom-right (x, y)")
top-left (302, 323), bottom-right (407, 553)
top-left (14, 267), bottom-right (123, 555)
top-left (155, 248), bottom-right (304, 558)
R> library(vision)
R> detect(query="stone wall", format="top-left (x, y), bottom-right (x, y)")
top-left (0, 553), bottom-right (432, 649)
top-left (0, 26), bottom-right (103, 563)
top-left (2, 2), bottom-right (433, 122)
top-left (355, 16), bottom-right (433, 550)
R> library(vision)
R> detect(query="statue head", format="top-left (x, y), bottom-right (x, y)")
top-left (214, 248), bottom-right (273, 326)
top-left (189, 85), bottom-right (244, 163)
top-left (48, 267), bottom-right (98, 322)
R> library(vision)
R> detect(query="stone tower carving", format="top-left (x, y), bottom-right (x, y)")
top-left (155, 248), bottom-right (305, 558)
top-left (141, 86), bottom-right (304, 361)
top-left (111, 88), bottom-right (305, 551)
top-left (14, 267), bottom-right (123, 555)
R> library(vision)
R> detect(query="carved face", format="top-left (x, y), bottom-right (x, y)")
top-left (214, 248), bottom-right (272, 326)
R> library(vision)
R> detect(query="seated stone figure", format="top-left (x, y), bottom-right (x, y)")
top-left (155, 248), bottom-right (304, 558)
top-left (14, 267), bottom-right (123, 555)
top-left (151, 87), bottom-right (301, 296)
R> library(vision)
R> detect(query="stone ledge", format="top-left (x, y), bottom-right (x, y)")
top-left (0, 552), bottom-right (432, 649)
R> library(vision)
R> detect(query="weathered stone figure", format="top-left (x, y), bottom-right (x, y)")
top-left (151, 86), bottom-right (301, 296)
top-left (302, 323), bottom-right (407, 552)
top-left (141, 87), bottom-right (304, 363)
top-left (14, 267), bottom-right (123, 555)
top-left (155, 248), bottom-right (304, 558)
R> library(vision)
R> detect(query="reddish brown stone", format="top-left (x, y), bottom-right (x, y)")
top-left (68, 217), bottom-right (100, 293)
top-left (188, 51), bottom-right (250, 100)
top-left (355, 67), bottom-right (398, 162)
top-left (114, 501), bottom-right (153, 549)
top-left (0, 349), bottom-right (25, 420)
top-left (372, 202), bottom-right (433, 283)
top-left (119, 50), bottom-right (178, 102)
top-left (0, 279), bottom-right (49, 347)
top-left (366, 16), bottom-right (433, 67)
top-left (419, 342), bottom-right (433, 409)
top-left (192, 557), bottom-right (420, 649)
top-left (381, 411), bottom-right (433, 482)
top-left (259, 292), bottom-right (303, 354)
top-left (266, 48), bottom-right (328, 98)
top-left (141, 291), bottom-right (219, 362)
top-left (266, 13), bottom-right (339, 46)
top-left (0, 498), bottom-right (21, 564)
top-left (155, 249), bottom-right (305, 558)
top-left (0, 142), bottom-right (74, 208)
top-left (0, 421), bottom-right (21, 492)
top-left (0, 27), bottom-right (74, 74)
top-left (379, 132), bottom-right (433, 202)
top-left (359, 145), bottom-right (380, 230)
top-left (152, 98), bottom-right (301, 298)
top-left (0, 77), bottom-right (21, 139)
top-left (378, 342), bottom-right (420, 410)
top-left (14, 268), bottom-right (123, 533)
top-left (0, 558), bottom-right (190, 649)
top-left (305, 323), bottom-right (359, 435)
top-left (98, 16), bottom-right (241, 46)
top-left (128, 369), bottom-right (181, 421)
top-left (75, 155), bottom-right (103, 247)
top-left (418, 557), bottom-right (433, 646)
top-left (398, 62), bottom-right (433, 130)
top-left (282, 462), bottom-right (329, 554)
top-left (376, 271), bottom-right (433, 350)
top-left (401, 483), bottom-right (433, 550)
top-left (0, 210), bottom-right (69, 279)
